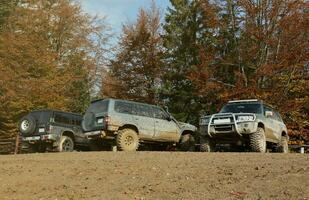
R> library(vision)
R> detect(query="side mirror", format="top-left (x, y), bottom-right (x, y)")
top-left (166, 115), bottom-right (172, 121)
top-left (164, 106), bottom-right (169, 113)
top-left (265, 111), bottom-right (273, 118)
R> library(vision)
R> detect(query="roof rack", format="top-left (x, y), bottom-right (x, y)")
top-left (228, 99), bottom-right (259, 103)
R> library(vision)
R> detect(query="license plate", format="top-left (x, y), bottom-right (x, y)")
top-left (23, 136), bottom-right (40, 141)
top-left (39, 128), bottom-right (45, 133)
top-left (214, 118), bottom-right (231, 124)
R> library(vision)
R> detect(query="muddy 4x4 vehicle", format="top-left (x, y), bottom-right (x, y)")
top-left (82, 99), bottom-right (197, 151)
top-left (199, 100), bottom-right (288, 153)
top-left (20, 110), bottom-right (88, 152)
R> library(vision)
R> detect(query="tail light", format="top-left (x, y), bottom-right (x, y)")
top-left (104, 116), bottom-right (110, 126)
top-left (45, 125), bottom-right (52, 133)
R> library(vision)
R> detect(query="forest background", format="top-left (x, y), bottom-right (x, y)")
top-left (0, 0), bottom-right (308, 143)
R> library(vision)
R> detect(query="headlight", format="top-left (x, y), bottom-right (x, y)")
top-left (236, 115), bottom-right (255, 122)
top-left (200, 117), bottom-right (210, 125)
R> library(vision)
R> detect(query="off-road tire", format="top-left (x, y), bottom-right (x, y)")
top-left (19, 115), bottom-right (36, 136)
top-left (277, 136), bottom-right (289, 153)
top-left (180, 134), bottom-right (195, 151)
top-left (200, 136), bottom-right (215, 152)
top-left (249, 127), bottom-right (266, 153)
top-left (57, 136), bottom-right (74, 152)
top-left (116, 129), bottom-right (139, 151)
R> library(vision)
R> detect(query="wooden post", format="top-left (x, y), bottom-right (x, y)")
top-left (14, 134), bottom-right (20, 155)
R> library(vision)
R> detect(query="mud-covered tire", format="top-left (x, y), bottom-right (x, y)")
top-left (277, 136), bottom-right (289, 153)
top-left (116, 129), bottom-right (139, 151)
top-left (19, 115), bottom-right (36, 136)
top-left (200, 137), bottom-right (215, 152)
top-left (57, 136), bottom-right (74, 152)
top-left (249, 127), bottom-right (266, 153)
top-left (180, 134), bottom-right (195, 151)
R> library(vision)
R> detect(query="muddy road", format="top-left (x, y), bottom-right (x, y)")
top-left (0, 152), bottom-right (308, 200)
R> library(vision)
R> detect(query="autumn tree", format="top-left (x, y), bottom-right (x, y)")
top-left (105, 3), bottom-right (164, 104)
top-left (189, 0), bottom-right (309, 141)
top-left (0, 0), bottom-right (109, 137)
top-left (0, 0), bottom-right (19, 31)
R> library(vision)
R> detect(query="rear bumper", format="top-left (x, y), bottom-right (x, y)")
top-left (85, 130), bottom-right (105, 139)
top-left (22, 134), bottom-right (59, 143)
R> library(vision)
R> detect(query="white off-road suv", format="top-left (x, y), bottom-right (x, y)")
top-left (199, 100), bottom-right (288, 153)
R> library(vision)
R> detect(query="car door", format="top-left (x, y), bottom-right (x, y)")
top-left (263, 106), bottom-right (277, 140)
top-left (272, 111), bottom-right (284, 141)
top-left (152, 106), bottom-right (179, 142)
top-left (71, 115), bottom-right (86, 144)
top-left (131, 103), bottom-right (155, 140)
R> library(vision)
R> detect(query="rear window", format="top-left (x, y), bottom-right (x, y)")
top-left (87, 100), bottom-right (109, 113)
top-left (220, 103), bottom-right (262, 114)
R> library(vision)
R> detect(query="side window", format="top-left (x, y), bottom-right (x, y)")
top-left (75, 117), bottom-right (82, 126)
top-left (264, 106), bottom-right (270, 115)
top-left (134, 104), bottom-right (152, 118)
top-left (153, 107), bottom-right (168, 120)
top-left (274, 111), bottom-right (283, 122)
top-left (264, 106), bottom-right (273, 118)
top-left (114, 101), bottom-right (133, 114)
top-left (54, 113), bottom-right (70, 125)
top-left (71, 116), bottom-right (82, 126)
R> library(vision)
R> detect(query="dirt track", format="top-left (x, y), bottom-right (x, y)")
top-left (0, 152), bottom-right (308, 200)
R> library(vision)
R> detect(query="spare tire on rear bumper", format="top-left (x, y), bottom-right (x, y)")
top-left (19, 115), bottom-right (36, 136)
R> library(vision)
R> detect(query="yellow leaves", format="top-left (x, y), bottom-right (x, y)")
top-left (0, 0), bottom-right (109, 136)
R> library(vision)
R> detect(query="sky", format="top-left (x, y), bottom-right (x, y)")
top-left (81, 0), bottom-right (171, 38)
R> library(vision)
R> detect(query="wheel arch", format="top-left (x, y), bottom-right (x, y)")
top-left (181, 130), bottom-right (195, 136)
top-left (118, 124), bottom-right (139, 134)
top-left (257, 122), bottom-right (265, 130)
top-left (62, 131), bottom-right (75, 141)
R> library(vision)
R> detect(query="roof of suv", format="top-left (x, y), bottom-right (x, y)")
top-left (228, 99), bottom-right (260, 103)
top-left (30, 109), bottom-right (82, 117)
top-left (227, 99), bottom-right (277, 110)
top-left (91, 98), bottom-right (161, 108)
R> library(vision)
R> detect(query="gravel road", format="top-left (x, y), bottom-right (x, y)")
top-left (0, 152), bottom-right (308, 200)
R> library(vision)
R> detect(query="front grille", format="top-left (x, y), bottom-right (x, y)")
top-left (211, 114), bottom-right (235, 124)
top-left (214, 125), bottom-right (233, 132)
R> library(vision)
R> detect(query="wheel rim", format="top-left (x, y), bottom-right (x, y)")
top-left (62, 139), bottom-right (73, 152)
top-left (124, 135), bottom-right (134, 147)
top-left (21, 120), bottom-right (30, 131)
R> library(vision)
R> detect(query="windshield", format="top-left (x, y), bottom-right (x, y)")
top-left (220, 103), bottom-right (262, 114)
top-left (87, 100), bottom-right (109, 113)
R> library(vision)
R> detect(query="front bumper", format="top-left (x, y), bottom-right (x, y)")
top-left (200, 114), bottom-right (258, 138)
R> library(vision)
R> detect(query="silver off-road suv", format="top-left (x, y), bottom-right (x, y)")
top-left (82, 99), bottom-right (197, 151)
top-left (199, 99), bottom-right (288, 153)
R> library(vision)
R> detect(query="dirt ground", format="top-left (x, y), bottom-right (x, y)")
top-left (0, 152), bottom-right (308, 200)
